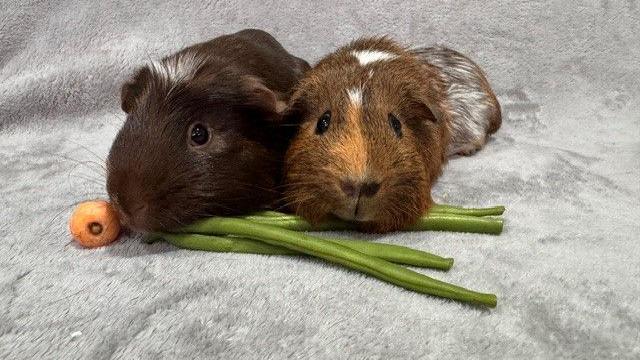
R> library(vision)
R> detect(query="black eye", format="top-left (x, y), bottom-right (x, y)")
top-left (190, 123), bottom-right (210, 146)
top-left (389, 113), bottom-right (402, 138)
top-left (315, 111), bottom-right (331, 135)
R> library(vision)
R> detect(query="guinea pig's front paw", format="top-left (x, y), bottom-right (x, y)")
top-left (457, 147), bottom-right (478, 156)
top-left (450, 137), bottom-right (486, 157)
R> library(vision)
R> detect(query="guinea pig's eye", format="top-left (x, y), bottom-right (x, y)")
top-left (389, 113), bottom-right (402, 138)
top-left (189, 123), bottom-right (210, 146)
top-left (315, 111), bottom-right (331, 135)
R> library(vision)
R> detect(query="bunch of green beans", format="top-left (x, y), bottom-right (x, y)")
top-left (241, 205), bottom-right (504, 234)
top-left (151, 204), bottom-right (504, 308)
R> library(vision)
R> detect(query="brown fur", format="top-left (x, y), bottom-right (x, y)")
top-left (283, 37), bottom-right (451, 232)
top-left (412, 46), bottom-right (502, 155)
top-left (483, 83), bottom-right (502, 135)
top-left (473, 59), bottom-right (502, 136)
top-left (107, 29), bottom-right (309, 232)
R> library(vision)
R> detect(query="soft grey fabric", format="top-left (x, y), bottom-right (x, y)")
top-left (1, 1), bottom-right (639, 358)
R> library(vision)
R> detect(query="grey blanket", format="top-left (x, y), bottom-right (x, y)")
top-left (1, 1), bottom-right (639, 359)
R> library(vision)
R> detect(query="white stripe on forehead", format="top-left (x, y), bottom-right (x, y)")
top-left (149, 50), bottom-right (205, 84)
top-left (347, 87), bottom-right (363, 107)
top-left (350, 50), bottom-right (397, 66)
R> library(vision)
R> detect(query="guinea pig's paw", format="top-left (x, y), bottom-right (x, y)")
top-left (457, 147), bottom-right (479, 156)
top-left (450, 140), bottom-right (484, 157)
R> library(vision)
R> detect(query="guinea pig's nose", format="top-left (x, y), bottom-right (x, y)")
top-left (361, 181), bottom-right (381, 197)
top-left (340, 180), bottom-right (359, 198)
top-left (128, 202), bottom-right (150, 229)
top-left (340, 180), bottom-right (380, 198)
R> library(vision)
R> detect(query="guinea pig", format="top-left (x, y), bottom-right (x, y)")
top-left (282, 37), bottom-right (501, 233)
top-left (106, 29), bottom-right (310, 232)
top-left (412, 46), bottom-right (501, 156)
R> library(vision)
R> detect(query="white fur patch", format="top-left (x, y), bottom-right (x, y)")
top-left (351, 50), bottom-right (397, 66)
top-left (149, 51), bottom-right (205, 85)
top-left (411, 46), bottom-right (500, 156)
top-left (347, 87), bottom-right (363, 107)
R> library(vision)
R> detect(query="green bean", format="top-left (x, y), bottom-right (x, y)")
top-left (240, 213), bottom-right (503, 235)
top-left (249, 210), bottom-right (291, 218)
top-left (241, 214), bottom-right (299, 222)
top-left (240, 217), bottom-right (353, 231)
top-left (248, 204), bottom-right (505, 219)
top-left (324, 238), bottom-right (453, 270)
top-left (178, 217), bottom-right (497, 307)
top-left (158, 233), bottom-right (298, 255)
top-left (406, 214), bottom-right (503, 234)
top-left (156, 233), bottom-right (453, 270)
top-left (431, 204), bottom-right (505, 217)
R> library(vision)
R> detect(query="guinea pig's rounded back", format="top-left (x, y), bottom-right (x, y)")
top-left (412, 46), bottom-right (502, 156)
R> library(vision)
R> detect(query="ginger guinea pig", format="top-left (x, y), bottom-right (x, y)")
top-left (106, 29), bottom-right (309, 232)
top-left (282, 37), bottom-right (500, 232)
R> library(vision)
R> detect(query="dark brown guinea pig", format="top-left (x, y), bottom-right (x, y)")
top-left (106, 29), bottom-right (310, 232)
top-left (283, 37), bottom-right (500, 233)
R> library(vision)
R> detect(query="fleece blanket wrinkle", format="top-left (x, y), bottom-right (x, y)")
top-left (1, 1), bottom-right (639, 359)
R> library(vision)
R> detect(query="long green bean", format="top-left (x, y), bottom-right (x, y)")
top-left (158, 233), bottom-right (298, 255)
top-left (178, 217), bottom-right (497, 307)
top-left (430, 204), bottom-right (505, 217)
top-left (240, 213), bottom-right (503, 235)
top-left (406, 214), bottom-right (503, 234)
top-left (323, 238), bottom-right (453, 270)
top-left (249, 210), bottom-right (291, 218)
top-left (156, 232), bottom-right (453, 270)
top-left (248, 203), bottom-right (505, 220)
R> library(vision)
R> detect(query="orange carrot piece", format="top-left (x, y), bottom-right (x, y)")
top-left (69, 200), bottom-right (121, 248)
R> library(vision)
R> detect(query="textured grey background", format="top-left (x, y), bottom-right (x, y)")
top-left (1, 1), bottom-right (639, 359)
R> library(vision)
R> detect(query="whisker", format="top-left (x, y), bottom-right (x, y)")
top-left (43, 151), bottom-right (106, 178)
top-left (66, 139), bottom-right (107, 164)
top-left (73, 174), bottom-right (106, 188)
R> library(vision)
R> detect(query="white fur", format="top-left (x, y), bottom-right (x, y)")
top-left (351, 50), bottom-right (397, 66)
top-left (347, 87), bottom-right (363, 107)
top-left (149, 50), bottom-right (205, 85)
top-left (412, 46), bottom-right (496, 155)
top-left (447, 83), bottom-right (489, 139)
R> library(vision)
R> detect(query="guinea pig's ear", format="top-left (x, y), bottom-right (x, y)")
top-left (281, 91), bottom-right (308, 126)
top-left (406, 98), bottom-right (440, 124)
top-left (241, 76), bottom-right (288, 121)
top-left (276, 93), bottom-right (307, 139)
top-left (408, 75), bottom-right (451, 124)
top-left (120, 66), bottom-right (152, 114)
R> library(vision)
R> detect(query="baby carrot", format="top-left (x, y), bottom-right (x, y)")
top-left (69, 200), bottom-right (121, 248)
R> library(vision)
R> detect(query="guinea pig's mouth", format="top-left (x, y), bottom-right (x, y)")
top-left (332, 198), bottom-right (377, 223)
top-left (109, 196), bottom-right (182, 234)
top-left (109, 200), bottom-right (149, 233)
